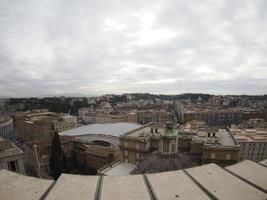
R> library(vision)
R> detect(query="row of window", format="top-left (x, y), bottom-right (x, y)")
top-left (7, 160), bottom-right (19, 172)
top-left (240, 143), bottom-right (267, 147)
top-left (241, 152), bottom-right (265, 157)
top-left (243, 148), bottom-right (266, 152)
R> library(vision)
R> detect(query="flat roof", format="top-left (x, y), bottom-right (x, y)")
top-left (0, 137), bottom-right (24, 158)
top-left (147, 170), bottom-right (210, 200)
top-left (125, 126), bottom-right (165, 138)
top-left (185, 163), bottom-right (267, 200)
top-left (219, 129), bottom-right (236, 146)
top-left (0, 169), bottom-right (53, 200)
top-left (1, 161), bottom-right (267, 199)
top-left (100, 162), bottom-right (136, 176)
top-left (45, 174), bottom-right (98, 200)
top-left (226, 160), bottom-right (267, 191)
top-left (60, 123), bottom-right (142, 137)
top-left (0, 115), bottom-right (12, 124)
top-left (260, 159), bottom-right (267, 167)
top-left (101, 175), bottom-right (150, 200)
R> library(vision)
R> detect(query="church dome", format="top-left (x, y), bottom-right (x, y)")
top-left (133, 151), bottom-right (195, 174)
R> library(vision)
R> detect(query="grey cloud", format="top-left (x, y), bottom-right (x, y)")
top-left (0, 0), bottom-right (266, 97)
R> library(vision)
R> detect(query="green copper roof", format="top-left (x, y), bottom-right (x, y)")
top-left (162, 128), bottom-right (178, 139)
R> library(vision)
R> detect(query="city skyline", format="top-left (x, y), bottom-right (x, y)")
top-left (0, 0), bottom-right (267, 96)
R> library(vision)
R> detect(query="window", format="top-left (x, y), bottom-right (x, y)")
top-left (211, 153), bottom-right (216, 159)
top-left (226, 153), bottom-right (231, 160)
top-left (8, 161), bottom-right (17, 172)
top-left (125, 151), bottom-right (128, 156)
top-left (124, 141), bottom-right (128, 147)
top-left (136, 153), bottom-right (140, 159)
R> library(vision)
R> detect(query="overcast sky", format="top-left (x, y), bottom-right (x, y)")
top-left (0, 0), bottom-right (267, 97)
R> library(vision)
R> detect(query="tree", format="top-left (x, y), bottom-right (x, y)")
top-left (49, 131), bottom-right (63, 180)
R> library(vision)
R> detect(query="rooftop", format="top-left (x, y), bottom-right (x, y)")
top-left (45, 174), bottom-right (98, 200)
top-left (0, 137), bottom-right (23, 158)
top-left (185, 163), bottom-right (266, 199)
top-left (0, 160), bottom-right (266, 200)
top-left (230, 127), bottom-right (267, 142)
top-left (122, 123), bottom-right (174, 139)
top-left (60, 122), bottom-right (142, 137)
top-left (226, 160), bottom-right (267, 191)
top-left (260, 159), bottom-right (267, 167)
top-left (0, 115), bottom-right (12, 124)
top-left (0, 170), bottom-right (53, 200)
top-left (99, 162), bottom-right (136, 176)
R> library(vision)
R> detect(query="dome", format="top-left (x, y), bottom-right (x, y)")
top-left (134, 151), bottom-right (195, 174)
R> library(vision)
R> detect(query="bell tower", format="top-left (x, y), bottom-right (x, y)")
top-left (159, 121), bottom-right (178, 155)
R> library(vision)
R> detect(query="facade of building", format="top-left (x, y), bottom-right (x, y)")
top-left (78, 108), bottom-right (128, 124)
top-left (230, 127), bottom-right (267, 162)
top-left (178, 121), bottom-right (240, 166)
top-left (52, 115), bottom-right (77, 132)
top-left (135, 110), bottom-right (171, 124)
top-left (236, 118), bottom-right (267, 129)
top-left (119, 123), bottom-right (165, 165)
top-left (15, 111), bottom-right (77, 142)
top-left (184, 107), bottom-right (266, 126)
top-left (0, 137), bottom-right (25, 174)
top-left (0, 116), bottom-right (13, 137)
top-left (120, 121), bottom-right (240, 167)
top-left (184, 109), bottom-right (242, 125)
top-left (78, 107), bottom-right (171, 125)
top-left (26, 135), bottom-right (74, 174)
top-left (60, 123), bottom-right (142, 171)
top-left (73, 140), bottom-right (119, 170)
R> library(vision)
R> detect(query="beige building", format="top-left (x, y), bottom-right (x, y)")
top-left (79, 107), bottom-right (171, 125)
top-left (120, 121), bottom-right (240, 167)
top-left (0, 137), bottom-right (25, 174)
top-left (73, 140), bottom-right (119, 170)
top-left (230, 127), bottom-right (267, 162)
top-left (179, 121), bottom-right (240, 166)
top-left (0, 115), bottom-right (13, 137)
top-left (119, 123), bottom-right (172, 165)
top-left (78, 108), bottom-right (128, 124)
top-left (52, 115), bottom-right (77, 132)
top-left (15, 111), bottom-right (77, 142)
top-left (135, 110), bottom-right (171, 125)
top-left (184, 108), bottom-right (242, 125)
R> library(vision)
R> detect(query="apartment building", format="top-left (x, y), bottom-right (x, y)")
top-left (119, 123), bottom-right (165, 165)
top-left (178, 121), bottom-right (240, 166)
top-left (15, 111), bottom-right (77, 142)
top-left (184, 109), bottom-right (242, 125)
top-left (0, 137), bottom-right (25, 174)
top-left (230, 127), bottom-right (267, 162)
top-left (134, 110), bottom-right (171, 125)
top-left (184, 107), bottom-right (266, 126)
top-left (0, 115), bottom-right (13, 137)
top-left (78, 108), bottom-right (128, 124)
